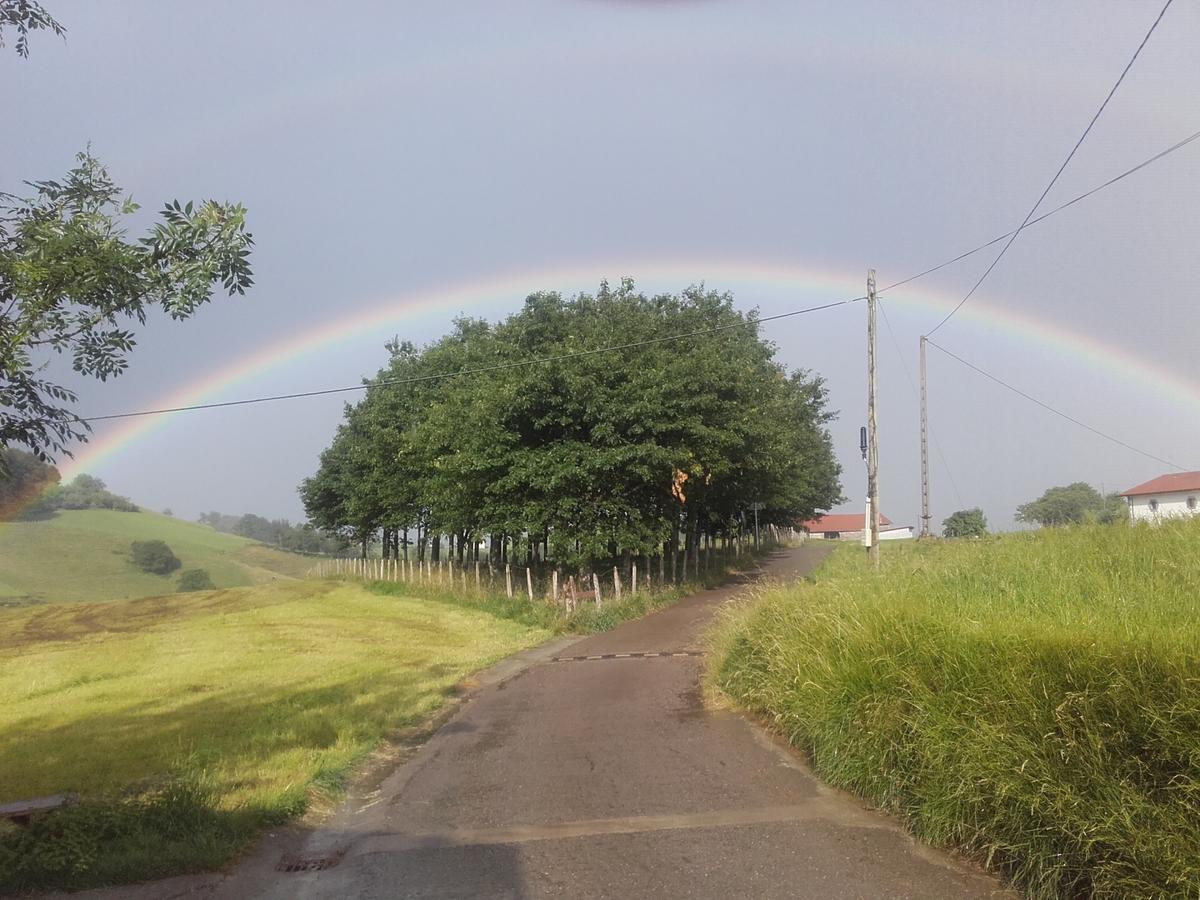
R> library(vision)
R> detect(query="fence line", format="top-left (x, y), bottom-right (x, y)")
top-left (304, 526), bottom-right (802, 610)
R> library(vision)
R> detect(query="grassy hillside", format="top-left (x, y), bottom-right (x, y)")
top-left (0, 509), bottom-right (312, 605)
top-left (0, 579), bottom-right (550, 891)
top-left (710, 522), bottom-right (1200, 898)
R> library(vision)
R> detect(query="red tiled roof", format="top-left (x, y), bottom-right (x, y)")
top-left (1119, 471), bottom-right (1200, 497)
top-left (801, 512), bottom-right (893, 533)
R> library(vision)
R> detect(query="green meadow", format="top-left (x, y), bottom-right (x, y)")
top-left (0, 509), bottom-right (311, 606)
top-left (0, 579), bottom-right (551, 891)
top-left (710, 521), bottom-right (1200, 898)
top-left (0, 547), bottom-right (738, 892)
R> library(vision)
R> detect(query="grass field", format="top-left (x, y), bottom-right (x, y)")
top-left (0, 579), bottom-right (551, 891)
top-left (0, 545), bottom-right (752, 892)
top-left (710, 522), bottom-right (1200, 898)
top-left (0, 509), bottom-right (311, 606)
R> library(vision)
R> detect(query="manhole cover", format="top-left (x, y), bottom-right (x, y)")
top-left (276, 852), bottom-right (343, 873)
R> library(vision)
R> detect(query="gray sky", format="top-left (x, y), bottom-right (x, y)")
top-left (4, 0), bottom-right (1198, 530)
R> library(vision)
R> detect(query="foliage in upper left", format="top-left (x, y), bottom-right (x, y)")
top-left (1, 2), bottom-right (253, 466)
top-left (0, 153), bottom-right (254, 462)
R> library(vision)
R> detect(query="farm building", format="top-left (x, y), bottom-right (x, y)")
top-left (1119, 471), bottom-right (1200, 523)
top-left (800, 513), bottom-right (914, 541)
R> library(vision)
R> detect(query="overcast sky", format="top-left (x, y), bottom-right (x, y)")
top-left (4, 0), bottom-right (1198, 531)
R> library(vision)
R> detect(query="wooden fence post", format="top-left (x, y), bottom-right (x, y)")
top-left (505, 564), bottom-right (513, 599)
top-left (631, 563), bottom-right (637, 596)
top-left (613, 566), bottom-right (622, 603)
top-left (592, 572), bottom-right (602, 607)
top-left (552, 570), bottom-right (559, 605)
top-left (526, 567), bottom-right (533, 601)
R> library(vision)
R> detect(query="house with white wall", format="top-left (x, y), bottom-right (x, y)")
top-left (800, 513), bottom-right (914, 541)
top-left (1119, 471), bottom-right (1200, 523)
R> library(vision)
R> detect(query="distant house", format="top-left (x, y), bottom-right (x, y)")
top-left (800, 512), bottom-right (914, 541)
top-left (1119, 471), bottom-right (1200, 523)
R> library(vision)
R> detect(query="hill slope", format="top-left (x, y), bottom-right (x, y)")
top-left (0, 510), bottom-right (312, 605)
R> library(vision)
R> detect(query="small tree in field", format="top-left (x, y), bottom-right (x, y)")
top-left (130, 540), bottom-right (180, 575)
top-left (177, 568), bottom-right (214, 592)
top-left (942, 508), bottom-right (987, 539)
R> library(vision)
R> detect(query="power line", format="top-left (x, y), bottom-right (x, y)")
top-left (74, 297), bottom-right (864, 423)
top-left (65, 125), bottom-right (1199, 425)
top-left (878, 299), bottom-right (966, 509)
top-left (926, 0), bottom-right (1176, 336)
top-left (880, 128), bottom-right (1200, 295)
top-left (925, 338), bottom-right (1184, 471)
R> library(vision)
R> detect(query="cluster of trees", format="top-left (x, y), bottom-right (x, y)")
top-left (939, 483), bottom-right (1129, 538)
top-left (42, 474), bottom-right (137, 513)
top-left (197, 511), bottom-right (348, 555)
top-left (301, 281), bottom-right (842, 574)
top-left (0, 450), bottom-right (136, 519)
top-left (1016, 482), bottom-right (1127, 527)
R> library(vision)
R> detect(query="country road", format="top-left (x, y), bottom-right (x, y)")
top-left (66, 546), bottom-right (1010, 899)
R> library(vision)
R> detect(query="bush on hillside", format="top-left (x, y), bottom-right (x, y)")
top-left (176, 569), bottom-right (215, 592)
top-left (130, 540), bottom-right (181, 575)
top-left (712, 521), bottom-right (1200, 897)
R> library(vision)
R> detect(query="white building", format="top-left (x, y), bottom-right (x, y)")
top-left (800, 513), bottom-right (914, 541)
top-left (1119, 471), bottom-right (1200, 523)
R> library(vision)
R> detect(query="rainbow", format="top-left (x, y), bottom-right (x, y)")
top-left (52, 257), bottom-right (1200, 483)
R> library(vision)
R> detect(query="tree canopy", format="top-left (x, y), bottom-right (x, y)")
top-left (942, 507), bottom-right (987, 539)
top-left (1015, 482), bottom-right (1127, 527)
top-left (301, 281), bottom-right (842, 572)
top-left (1, 152), bottom-right (254, 460)
top-left (1, 6), bottom-right (254, 462)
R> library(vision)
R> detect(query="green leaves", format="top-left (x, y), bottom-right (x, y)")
top-left (302, 282), bottom-right (843, 567)
top-left (1, 150), bottom-right (253, 459)
top-left (1016, 483), bottom-right (1127, 527)
top-left (0, 0), bottom-right (65, 58)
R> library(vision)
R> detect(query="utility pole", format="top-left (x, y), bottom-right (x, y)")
top-left (919, 335), bottom-right (931, 537)
top-left (866, 269), bottom-right (880, 568)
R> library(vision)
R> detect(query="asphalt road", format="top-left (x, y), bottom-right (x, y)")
top-left (63, 546), bottom-right (1009, 900)
top-left (210, 544), bottom-right (1008, 900)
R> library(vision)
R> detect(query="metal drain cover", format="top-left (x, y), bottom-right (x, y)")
top-left (277, 852), bottom-right (343, 873)
top-left (551, 650), bottom-right (706, 663)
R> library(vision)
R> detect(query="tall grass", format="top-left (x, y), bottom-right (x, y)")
top-left (710, 521), bottom-right (1200, 898)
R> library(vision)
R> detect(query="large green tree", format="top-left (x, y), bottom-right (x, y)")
top-left (1, 3), bottom-right (253, 462)
top-left (1016, 482), bottom-right (1127, 527)
top-left (301, 281), bottom-right (842, 570)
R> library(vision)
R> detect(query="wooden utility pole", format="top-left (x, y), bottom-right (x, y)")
top-left (919, 335), bottom-right (931, 537)
top-left (866, 269), bottom-right (880, 568)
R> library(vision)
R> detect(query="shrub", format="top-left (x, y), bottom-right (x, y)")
top-left (130, 540), bottom-right (181, 575)
top-left (176, 569), bottom-right (215, 592)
